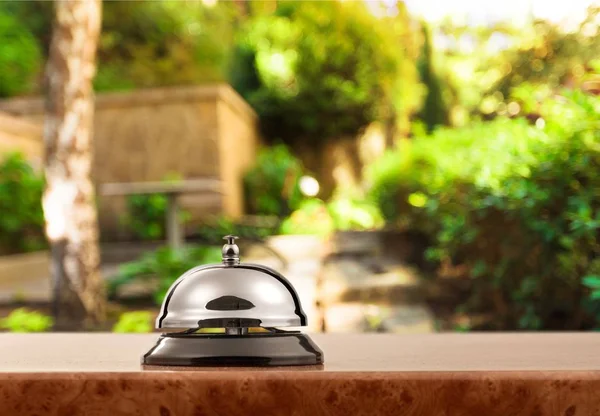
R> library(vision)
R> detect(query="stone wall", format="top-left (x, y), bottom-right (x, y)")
top-left (0, 112), bottom-right (43, 169)
top-left (216, 87), bottom-right (259, 218)
top-left (0, 85), bottom-right (259, 237)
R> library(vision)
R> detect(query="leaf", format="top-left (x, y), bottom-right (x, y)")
top-left (408, 192), bottom-right (428, 208)
top-left (113, 311), bottom-right (153, 333)
top-left (471, 260), bottom-right (487, 278)
top-left (583, 275), bottom-right (600, 289)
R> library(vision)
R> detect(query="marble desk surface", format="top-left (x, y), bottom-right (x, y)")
top-left (0, 333), bottom-right (598, 415)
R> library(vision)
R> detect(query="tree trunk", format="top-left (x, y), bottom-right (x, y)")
top-left (43, 0), bottom-right (105, 329)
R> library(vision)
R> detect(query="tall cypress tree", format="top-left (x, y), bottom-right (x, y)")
top-left (418, 22), bottom-right (448, 133)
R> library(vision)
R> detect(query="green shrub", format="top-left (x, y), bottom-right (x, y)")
top-left (279, 199), bottom-right (334, 236)
top-left (327, 198), bottom-right (384, 231)
top-left (0, 1), bottom-right (238, 95)
top-left (1, 308), bottom-right (53, 332)
top-left (584, 276), bottom-right (600, 301)
top-left (368, 90), bottom-right (600, 330)
top-left (123, 193), bottom-right (168, 241)
top-left (492, 12), bottom-right (600, 99)
top-left (96, 1), bottom-right (238, 92)
top-left (121, 176), bottom-right (189, 241)
top-left (243, 144), bottom-right (305, 217)
top-left (583, 275), bottom-right (600, 329)
top-left (112, 311), bottom-right (153, 333)
top-left (0, 11), bottom-right (41, 97)
top-left (0, 153), bottom-right (46, 255)
top-left (109, 245), bottom-right (222, 304)
top-left (279, 197), bottom-right (384, 236)
top-left (230, 1), bottom-right (403, 144)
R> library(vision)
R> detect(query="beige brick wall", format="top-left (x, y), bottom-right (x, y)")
top-left (0, 85), bottom-right (259, 237)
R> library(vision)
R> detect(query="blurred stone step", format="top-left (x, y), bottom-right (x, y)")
top-left (319, 259), bottom-right (424, 305)
top-left (265, 235), bottom-right (326, 262)
top-left (328, 231), bottom-right (381, 255)
top-left (323, 303), bottom-right (434, 334)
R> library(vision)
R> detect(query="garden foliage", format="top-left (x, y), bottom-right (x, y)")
top-left (122, 175), bottom-right (190, 241)
top-left (0, 153), bottom-right (45, 255)
top-left (243, 144), bottom-right (305, 217)
top-left (0, 308), bottom-right (53, 332)
top-left (112, 311), bottom-right (153, 333)
top-left (96, 1), bottom-right (238, 91)
top-left (230, 0), bottom-right (407, 144)
top-left (279, 197), bottom-right (384, 235)
top-left (0, 10), bottom-right (41, 97)
top-left (0, 0), bottom-right (237, 94)
top-left (368, 90), bottom-right (600, 329)
top-left (123, 193), bottom-right (169, 241)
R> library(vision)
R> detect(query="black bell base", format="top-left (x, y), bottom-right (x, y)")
top-left (142, 332), bottom-right (324, 367)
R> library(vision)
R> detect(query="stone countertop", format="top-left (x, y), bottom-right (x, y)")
top-left (0, 333), bottom-right (599, 415)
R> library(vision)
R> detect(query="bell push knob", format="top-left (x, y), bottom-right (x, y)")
top-left (222, 235), bottom-right (240, 266)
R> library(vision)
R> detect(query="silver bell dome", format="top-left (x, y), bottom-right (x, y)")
top-left (156, 236), bottom-right (307, 329)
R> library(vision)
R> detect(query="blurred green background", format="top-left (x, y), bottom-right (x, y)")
top-left (0, 0), bottom-right (599, 333)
